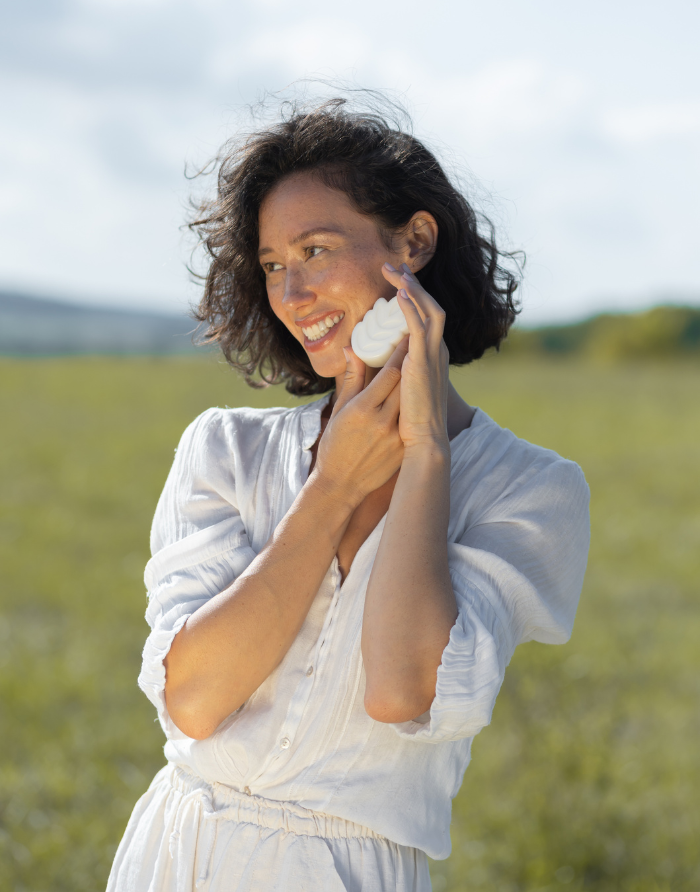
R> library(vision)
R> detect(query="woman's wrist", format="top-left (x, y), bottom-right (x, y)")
top-left (401, 437), bottom-right (451, 468)
top-left (395, 442), bottom-right (451, 501)
top-left (306, 467), bottom-right (365, 516)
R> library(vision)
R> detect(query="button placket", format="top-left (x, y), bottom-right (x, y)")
top-left (246, 567), bottom-right (343, 788)
top-left (313, 564), bottom-right (342, 672)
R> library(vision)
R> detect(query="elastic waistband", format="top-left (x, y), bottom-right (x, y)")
top-left (162, 764), bottom-right (387, 842)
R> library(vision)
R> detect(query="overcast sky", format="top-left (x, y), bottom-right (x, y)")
top-left (1, 0), bottom-right (699, 324)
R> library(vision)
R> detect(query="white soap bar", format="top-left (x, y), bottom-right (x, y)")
top-left (350, 296), bottom-right (409, 367)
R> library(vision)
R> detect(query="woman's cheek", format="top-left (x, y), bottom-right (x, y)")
top-left (266, 287), bottom-right (288, 329)
top-left (324, 264), bottom-right (382, 313)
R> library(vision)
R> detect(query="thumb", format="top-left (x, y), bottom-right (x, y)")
top-left (331, 347), bottom-right (366, 417)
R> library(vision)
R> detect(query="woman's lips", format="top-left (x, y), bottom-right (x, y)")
top-left (300, 312), bottom-right (345, 351)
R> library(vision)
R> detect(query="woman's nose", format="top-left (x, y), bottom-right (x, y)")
top-left (281, 266), bottom-right (315, 311)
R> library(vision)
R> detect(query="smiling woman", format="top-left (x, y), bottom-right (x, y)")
top-left (258, 173), bottom-right (441, 379)
top-left (189, 97), bottom-right (519, 395)
top-left (106, 95), bottom-right (590, 892)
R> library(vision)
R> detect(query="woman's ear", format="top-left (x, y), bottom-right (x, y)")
top-left (404, 211), bottom-right (438, 273)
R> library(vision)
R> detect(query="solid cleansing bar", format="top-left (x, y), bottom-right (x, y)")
top-left (350, 296), bottom-right (409, 367)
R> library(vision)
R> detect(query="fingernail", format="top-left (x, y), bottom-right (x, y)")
top-left (384, 262), bottom-right (397, 272)
top-left (398, 288), bottom-right (409, 299)
top-left (401, 264), bottom-right (414, 278)
top-left (402, 272), bottom-right (414, 283)
top-left (342, 346), bottom-right (350, 361)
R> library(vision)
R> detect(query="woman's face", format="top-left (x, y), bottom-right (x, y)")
top-left (258, 172), bottom-right (412, 382)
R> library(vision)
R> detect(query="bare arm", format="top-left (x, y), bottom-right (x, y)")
top-left (362, 445), bottom-right (456, 723)
top-left (362, 265), bottom-right (460, 724)
top-left (164, 360), bottom-right (404, 740)
top-left (165, 475), bottom-right (355, 739)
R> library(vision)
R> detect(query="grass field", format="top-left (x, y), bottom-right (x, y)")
top-left (1, 354), bottom-right (698, 891)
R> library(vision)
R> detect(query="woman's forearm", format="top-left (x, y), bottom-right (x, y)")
top-left (164, 358), bottom-right (407, 741)
top-left (362, 442), bottom-right (457, 724)
top-left (164, 471), bottom-right (359, 740)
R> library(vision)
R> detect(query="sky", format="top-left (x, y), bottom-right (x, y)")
top-left (1, 0), bottom-right (699, 325)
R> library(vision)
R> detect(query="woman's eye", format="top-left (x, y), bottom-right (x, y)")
top-left (306, 245), bottom-right (325, 259)
top-left (263, 261), bottom-right (284, 274)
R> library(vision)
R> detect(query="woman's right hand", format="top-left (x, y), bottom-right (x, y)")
top-left (312, 343), bottom-right (408, 508)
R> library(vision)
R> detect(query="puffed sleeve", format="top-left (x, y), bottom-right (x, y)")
top-left (392, 457), bottom-right (590, 743)
top-left (137, 409), bottom-right (257, 737)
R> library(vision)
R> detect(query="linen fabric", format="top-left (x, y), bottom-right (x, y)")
top-left (108, 764), bottom-right (430, 892)
top-left (110, 395), bottom-right (590, 889)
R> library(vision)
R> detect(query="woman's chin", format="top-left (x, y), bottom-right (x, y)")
top-left (303, 341), bottom-right (349, 382)
top-left (308, 357), bottom-right (345, 381)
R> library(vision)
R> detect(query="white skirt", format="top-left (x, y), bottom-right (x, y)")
top-left (107, 765), bottom-right (432, 892)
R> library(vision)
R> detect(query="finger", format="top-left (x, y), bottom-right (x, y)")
top-left (360, 360), bottom-right (403, 408)
top-left (381, 263), bottom-right (427, 322)
top-left (383, 335), bottom-right (409, 372)
top-left (400, 282), bottom-right (445, 348)
top-left (397, 289), bottom-right (429, 360)
top-left (381, 262), bottom-right (429, 302)
top-left (399, 264), bottom-right (446, 342)
top-left (379, 376), bottom-right (401, 419)
top-left (381, 262), bottom-right (445, 338)
top-left (380, 261), bottom-right (407, 288)
top-left (332, 347), bottom-right (366, 417)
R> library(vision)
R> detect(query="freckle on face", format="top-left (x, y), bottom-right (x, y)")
top-left (258, 173), bottom-right (402, 380)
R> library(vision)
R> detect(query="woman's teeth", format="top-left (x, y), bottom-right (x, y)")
top-left (302, 313), bottom-right (344, 341)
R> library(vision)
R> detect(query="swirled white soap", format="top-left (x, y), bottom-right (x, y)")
top-left (351, 296), bottom-right (409, 367)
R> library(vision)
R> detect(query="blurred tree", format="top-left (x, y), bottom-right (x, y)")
top-left (504, 305), bottom-right (700, 361)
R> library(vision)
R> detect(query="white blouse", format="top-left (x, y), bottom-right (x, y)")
top-left (137, 394), bottom-right (590, 861)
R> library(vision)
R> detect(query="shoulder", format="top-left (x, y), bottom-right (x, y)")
top-left (150, 402), bottom-right (312, 554)
top-left (447, 411), bottom-right (590, 644)
top-left (450, 409), bottom-right (589, 528)
top-left (164, 402), bottom-right (307, 503)
top-left (176, 403), bottom-right (305, 461)
top-left (178, 403), bottom-right (293, 444)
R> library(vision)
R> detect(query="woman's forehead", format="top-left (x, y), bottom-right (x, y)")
top-left (258, 173), bottom-right (371, 247)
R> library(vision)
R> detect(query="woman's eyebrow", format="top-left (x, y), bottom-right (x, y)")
top-left (258, 227), bottom-right (344, 257)
top-left (290, 226), bottom-right (343, 245)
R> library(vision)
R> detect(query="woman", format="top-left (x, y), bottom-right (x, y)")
top-left (108, 98), bottom-right (590, 891)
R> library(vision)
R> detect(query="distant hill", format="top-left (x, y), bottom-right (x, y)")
top-left (0, 291), bottom-right (201, 355)
top-left (2, 290), bottom-right (699, 360)
top-left (503, 304), bottom-right (700, 360)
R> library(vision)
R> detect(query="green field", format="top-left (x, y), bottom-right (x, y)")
top-left (1, 355), bottom-right (698, 891)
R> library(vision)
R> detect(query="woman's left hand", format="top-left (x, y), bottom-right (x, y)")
top-left (381, 262), bottom-right (450, 453)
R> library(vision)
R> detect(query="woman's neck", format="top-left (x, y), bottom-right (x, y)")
top-left (331, 371), bottom-right (475, 442)
top-left (445, 379), bottom-right (476, 440)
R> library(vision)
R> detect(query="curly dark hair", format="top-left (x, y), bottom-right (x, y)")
top-left (189, 95), bottom-right (522, 396)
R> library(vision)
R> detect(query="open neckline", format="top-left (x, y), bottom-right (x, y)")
top-left (334, 510), bottom-right (388, 590)
top-left (298, 398), bottom-right (487, 586)
top-left (301, 393), bottom-right (484, 454)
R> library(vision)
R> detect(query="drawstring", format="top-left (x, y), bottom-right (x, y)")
top-left (167, 784), bottom-right (219, 891)
top-left (154, 765), bottom-right (388, 890)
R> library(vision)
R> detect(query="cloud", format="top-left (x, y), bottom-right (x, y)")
top-left (0, 0), bottom-right (699, 323)
top-left (218, 20), bottom-right (373, 79)
top-left (602, 102), bottom-right (700, 143)
top-left (408, 60), bottom-right (589, 145)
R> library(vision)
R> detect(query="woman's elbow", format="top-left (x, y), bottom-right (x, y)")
top-left (164, 685), bottom-right (217, 740)
top-left (364, 687), bottom-right (434, 724)
top-left (164, 675), bottom-right (242, 740)
top-left (163, 642), bottom-right (229, 739)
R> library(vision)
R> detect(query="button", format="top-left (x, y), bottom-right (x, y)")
top-left (280, 737), bottom-right (290, 749)
top-left (306, 666), bottom-right (314, 676)
top-left (244, 786), bottom-right (251, 795)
